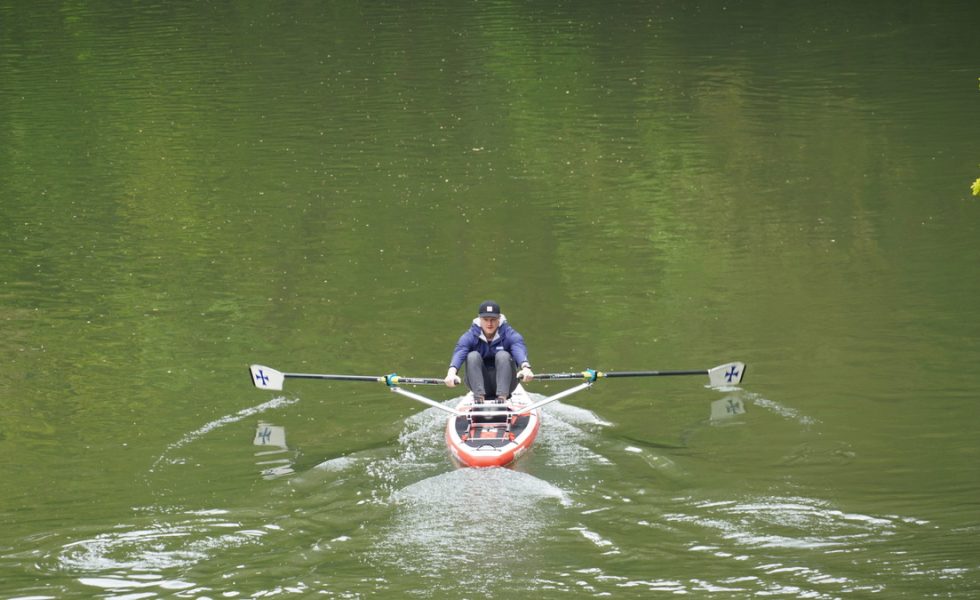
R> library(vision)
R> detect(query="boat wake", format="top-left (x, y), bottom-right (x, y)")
top-left (536, 401), bottom-right (613, 469)
top-left (48, 507), bottom-right (278, 596)
top-left (376, 467), bottom-right (571, 567)
top-left (346, 393), bottom-right (612, 590)
top-left (45, 392), bottom-right (615, 597)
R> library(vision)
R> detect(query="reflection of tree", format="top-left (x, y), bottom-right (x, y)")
top-left (1, 0), bottom-right (977, 481)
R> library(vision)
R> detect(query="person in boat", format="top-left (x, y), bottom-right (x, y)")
top-left (444, 300), bottom-right (534, 403)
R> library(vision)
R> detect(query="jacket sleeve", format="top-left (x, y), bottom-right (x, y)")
top-left (449, 331), bottom-right (474, 370)
top-left (506, 328), bottom-right (530, 366)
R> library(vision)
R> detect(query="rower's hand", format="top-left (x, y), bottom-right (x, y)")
top-left (517, 366), bottom-right (534, 382)
top-left (445, 369), bottom-right (461, 387)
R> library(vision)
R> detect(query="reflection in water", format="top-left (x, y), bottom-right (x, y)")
top-left (710, 394), bottom-right (746, 421)
top-left (151, 397), bottom-right (299, 471)
top-left (253, 422), bottom-right (293, 479)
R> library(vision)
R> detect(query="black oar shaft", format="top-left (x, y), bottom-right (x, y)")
top-left (285, 373), bottom-right (380, 382)
top-left (284, 373), bottom-right (444, 385)
top-left (605, 370), bottom-right (707, 378)
top-left (533, 369), bottom-right (709, 381)
top-left (533, 373), bottom-right (590, 381)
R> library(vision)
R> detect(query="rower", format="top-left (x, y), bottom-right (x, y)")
top-left (443, 300), bottom-right (534, 402)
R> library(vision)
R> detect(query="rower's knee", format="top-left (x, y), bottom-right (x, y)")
top-left (494, 351), bottom-right (512, 368)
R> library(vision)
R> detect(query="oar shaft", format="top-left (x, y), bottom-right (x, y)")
top-left (386, 376), bottom-right (445, 386)
top-left (605, 370), bottom-right (706, 378)
top-left (530, 362), bottom-right (745, 386)
top-left (284, 372), bottom-right (444, 385)
top-left (532, 373), bottom-right (592, 381)
top-left (285, 373), bottom-right (380, 383)
top-left (534, 370), bottom-right (706, 380)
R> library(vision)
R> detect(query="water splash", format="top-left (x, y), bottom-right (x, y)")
top-left (537, 402), bottom-right (612, 469)
top-left (370, 468), bottom-right (571, 590)
top-left (747, 391), bottom-right (818, 426)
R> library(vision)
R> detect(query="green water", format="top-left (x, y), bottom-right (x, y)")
top-left (2, 1), bottom-right (978, 597)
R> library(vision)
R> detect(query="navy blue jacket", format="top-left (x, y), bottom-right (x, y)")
top-left (449, 317), bottom-right (530, 370)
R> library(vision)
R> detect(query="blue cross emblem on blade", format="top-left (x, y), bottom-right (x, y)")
top-left (725, 365), bottom-right (740, 382)
top-left (255, 369), bottom-right (269, 386)
top-left (258, 427), bottom-right (272, 444)
top-left (259, 427), bottom-right (272, 444)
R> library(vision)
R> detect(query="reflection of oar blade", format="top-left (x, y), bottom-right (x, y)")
top-left (710, 397), bottom-right (746, 420)
top-left (253, 422), bottom-right (286, 447)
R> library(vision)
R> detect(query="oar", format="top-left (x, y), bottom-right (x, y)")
top-left (530, 362), bottom-right (746, 388)
top-left (248, 364), bottom-right (444, 391)
top-left (249, 364), bottom-right (461, 416)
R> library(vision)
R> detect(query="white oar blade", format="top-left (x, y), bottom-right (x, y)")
top-left (708, 362), bottom-right (745, 387)
top-left (250, 364), bottom-right (285, 391)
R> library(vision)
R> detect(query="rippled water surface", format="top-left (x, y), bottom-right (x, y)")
top-left (2, 1), bottom-right (978, 598)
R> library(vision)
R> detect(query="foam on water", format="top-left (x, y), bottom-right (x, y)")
top-left (536, 409), bottom-right (612, 469)
top-left (746, 391), bottom-right (818, 426)
top-left (51, 509), bottom-right (274, 596)
top-left (369, 467), bottom-right (571, 591)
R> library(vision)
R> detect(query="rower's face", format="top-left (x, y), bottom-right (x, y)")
top-left (480, 316), bottom-right (500, 337)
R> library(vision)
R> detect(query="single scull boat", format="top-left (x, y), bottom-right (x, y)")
top-left (445, 384), bottom-right (540, 468)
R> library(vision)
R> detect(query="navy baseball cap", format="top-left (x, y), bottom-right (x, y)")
top-left (478, 301), bottom-right (501, 318)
